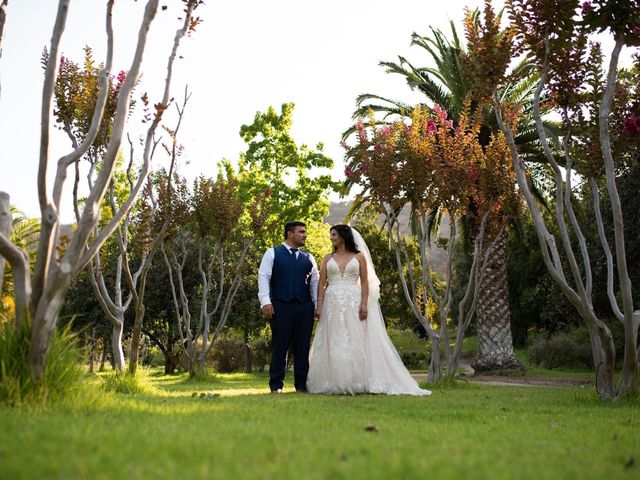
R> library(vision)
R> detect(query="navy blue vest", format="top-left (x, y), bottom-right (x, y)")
top-left (270, 245), bottom-right (313, 303)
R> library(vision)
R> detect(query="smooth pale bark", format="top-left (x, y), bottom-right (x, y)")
top-left (197, 240), bottom-right (255, 376)
top-left (26, 0), bottom-right (161, 381)
top-left (111, 322), bottom-right (125, 371)
top-left (0, 0), bottom-right (7, 99)
top-left (384, 203), bottom-right (496, 382)
top-left (87, 242), bottom-right (131, 373)
top-left (0, 191), bottom-right (11, 295)
top-left (472, 228), bottom-right (522, 372)
top-left (127, 94), bottom-right (195, 377)
top-left (385, 206), bottom-right (442, 382)
top-left (598, 37), bottom-right (639, 395)
top-left (7, 0), bottom-right (200, 381)
top-left (163, 241), bottom-right (196, 374)
top-left (494, 102), bottom-right (617, 399)
top-left (493, 87), bottom-right (618, 399)
top-left (0, 195), bottom-right (30, 331)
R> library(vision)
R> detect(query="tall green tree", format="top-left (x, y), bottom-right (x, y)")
top-left (228, 104), bottom-right (338, 368)
top-left (238, 103), bottom-right (339, 249)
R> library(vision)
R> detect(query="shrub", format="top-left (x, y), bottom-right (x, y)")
top-left (144, 345), bottom-right (166, 368)
top-left (250, 334), bottom-right (271, 372)
top-left (399, 351), bottom-right (428, 369)
top-left (0, 321), bottom-right (84, 406)
top-left (210, 331), bottom-right (246, 373)
top-left (526, 328), bottom-right (594, 370)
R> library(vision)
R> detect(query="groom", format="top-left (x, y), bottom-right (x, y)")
top-left (258, 221), bottom-right (319, 393)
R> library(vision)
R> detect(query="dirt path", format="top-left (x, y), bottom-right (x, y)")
top-left (411, 356), bottom-right (594, 388)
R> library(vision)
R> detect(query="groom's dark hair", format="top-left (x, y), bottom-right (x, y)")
top-left (284, 221), bottom-right (306, 240)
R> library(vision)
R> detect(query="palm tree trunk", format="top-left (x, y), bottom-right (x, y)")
top-left (472, 228), bottom-right (522, 373)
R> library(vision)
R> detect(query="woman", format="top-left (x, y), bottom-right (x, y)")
top-left (306, 224), bottom-right (431, 396)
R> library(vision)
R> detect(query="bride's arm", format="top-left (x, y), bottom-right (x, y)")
top-left (314, 254), bottom-right (330, 319)
top-left (357, 253), bottom-right (368, 321)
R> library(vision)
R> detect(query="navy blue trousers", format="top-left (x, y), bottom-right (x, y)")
top-left (269, 299), bottom-right (315, 391)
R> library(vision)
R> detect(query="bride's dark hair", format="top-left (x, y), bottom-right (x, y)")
top-left (330, 224), bottom-right (360, 254)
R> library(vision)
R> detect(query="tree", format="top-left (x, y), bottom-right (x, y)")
top-left (162, 166), bottom-right (266, 377)
top-left (238, 103), bottom-right (339, 249)
top-left (0, 0), bottom-right (201, 381)
top-left (465, 0), bottom-right (640, 399)
top-left (222, 103), bottom-right (338, 373)
top-left (345, 20), bottom-right (547, 372)
top-left (344, 104), bottom-right (514, 381)
top-left (53, 47), bottom-right (136, 371)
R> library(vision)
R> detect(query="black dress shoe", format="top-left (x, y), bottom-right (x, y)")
top-left (270, 388), bottom-right (283, 394)
top-left (295, 388), bottom-right (308, 393)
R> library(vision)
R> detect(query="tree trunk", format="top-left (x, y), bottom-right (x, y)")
top-left (112, 321), bottom-right (125, 372)
top-left (620, 319), bottom-right (639, 394)
top-left (0, 192), bottom-right (11, 295)
top-left (128, 303), bottom-right (145, 374)
top-left (187, 339), bottom-right (197, 378)
top-left (99, 339), bottom-right (107, 372)
top-left (472, 228), bottom-right (522, 373)
top-left (243, 329), bottom-right (252, 374)
top-left (428, 336), bottom-right (442, 382)
top-left (163, 329), bottom-right (177, 375)
top-left (87, 327), bottom-right (95, 373)
top-left (29, 287), bottom-right (68, 380)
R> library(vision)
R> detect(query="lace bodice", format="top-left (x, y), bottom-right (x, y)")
top-left (327, 256), bottom-right (360, 286)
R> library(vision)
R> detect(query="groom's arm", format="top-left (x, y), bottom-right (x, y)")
top-left (258, 249), bottom-right (275, 315)
top-left (309, 255), bottom-right (319, 306)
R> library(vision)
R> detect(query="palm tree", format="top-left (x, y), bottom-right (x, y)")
top-left (345, 20), bottom-right (552, 373)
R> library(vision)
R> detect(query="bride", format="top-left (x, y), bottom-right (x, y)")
top-left (306, 224), bottom-right (431, 396)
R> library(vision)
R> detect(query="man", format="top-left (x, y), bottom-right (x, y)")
top-left (258, 221), bottom-right (319, 393)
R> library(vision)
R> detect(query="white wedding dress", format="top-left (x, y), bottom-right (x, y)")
top-left (307, 230), bottom-right (431, 396)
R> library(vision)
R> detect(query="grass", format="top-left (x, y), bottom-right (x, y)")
top-left (0, 368), bottom-right (638, 479)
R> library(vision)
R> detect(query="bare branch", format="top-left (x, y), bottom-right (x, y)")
top-left (0, 232), bottom-right (31, 330)
top-left (385, 207), bottom-right (438, 340)
top-left (52, 0), bottom-right (115, 212)
top-left (533, 41), bottom-right (586, 296)
top-left (493, 97), bottom-right (582, 306)
top-left (207, 244), bottom-right (225, 318)
top-left (0, 0), bottom-right (8, 99)
top-left (31, 0), bottom-right (70, 312)
top-left (161, 244), bottom-right (188, 354)
top-left (65, 0), bottom-right (160, 276)
top-left (88, 263), bottom-right (121, 326)
top-left (205, 239), bottom-right (255, 356)
top-left (599, 36), bottom-right (634, 324)
top-left (591, 178), bottom-right (624, 323)
top-left (562, 115), bottom-right (593, 304)
top-left (75, 0), bottom-right (196, 273)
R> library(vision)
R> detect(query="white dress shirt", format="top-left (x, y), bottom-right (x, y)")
top-left (258, 243), bottom-right (319, 308)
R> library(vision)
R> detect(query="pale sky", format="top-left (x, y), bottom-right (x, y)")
top-left (0, 0), bottom-right (632, 223)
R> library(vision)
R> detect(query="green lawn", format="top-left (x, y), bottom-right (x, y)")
top-left (0, 370), bottom-right (638, 479)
